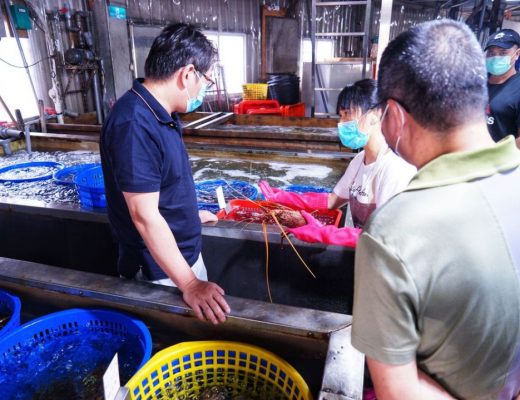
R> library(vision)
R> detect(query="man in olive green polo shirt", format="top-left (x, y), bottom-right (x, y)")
top-left (352, 20), bottom-right (520, 399)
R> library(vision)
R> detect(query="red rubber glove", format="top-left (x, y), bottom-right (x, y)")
top-left (259, 180), bottom-right (329, 210)
top-left (287, 210), bottom-right (362, 247)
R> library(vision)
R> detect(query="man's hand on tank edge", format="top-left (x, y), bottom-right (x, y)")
top-left (182, 278), bottom-right (230, 324)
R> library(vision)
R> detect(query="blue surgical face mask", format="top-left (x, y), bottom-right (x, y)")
top-left (486, 56), bottom-right (512, 76)
top-left (185, 76), bottom-right (207, 113)
top-left (337, 120), bottom-right (369, 149)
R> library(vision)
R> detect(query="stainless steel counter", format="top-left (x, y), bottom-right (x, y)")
top-left (0, 257), bottom-right (364, 399)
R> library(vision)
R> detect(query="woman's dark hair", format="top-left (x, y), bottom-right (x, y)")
top-left (336, 79), bottom-right (378, 115)
top-left (145, 23), bottom-right (218, 81)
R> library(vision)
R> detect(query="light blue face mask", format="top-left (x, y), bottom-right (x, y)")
top-left (486, 56), bottom-right (512, 76)
top-left (185, 75), bottom-right (207, 113)
top-left (337, 120), bottom-right (369, 149)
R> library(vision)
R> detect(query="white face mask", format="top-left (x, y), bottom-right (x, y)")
top-left (380, 103), bottom-right (389, 123)
top-left (394, 136), bottom-right (402, 157)
top-left (380, 103), bottom-right (403, 158)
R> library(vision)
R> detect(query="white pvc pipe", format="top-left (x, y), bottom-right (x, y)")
top-left (376, 0), bottom-right (394, 78)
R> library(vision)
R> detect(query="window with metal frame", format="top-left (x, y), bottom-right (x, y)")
top-left (203, 31), bottom-right (246, 95)
top-left (0, 38), bottom-right (39, 122)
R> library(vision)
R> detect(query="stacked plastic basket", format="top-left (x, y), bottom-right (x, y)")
top-left (53, 163), bottom-right (100, 186)
top-left (126, 341), bottom-right (312, 400)
top-left (0, 308), bottom-right (152, 399)
top-left (73, 165), bottom-right (106, 208)
top-left (0, 289), bottom-right (21, 339)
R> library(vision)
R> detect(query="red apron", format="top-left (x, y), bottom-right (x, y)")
top-left (350, 196), bottom-right (377, 229)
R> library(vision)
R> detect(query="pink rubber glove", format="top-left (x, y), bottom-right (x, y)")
top-left (258, 180), bottom-right (329, 210)
top-left (287, 210), bottom-right (362, 247)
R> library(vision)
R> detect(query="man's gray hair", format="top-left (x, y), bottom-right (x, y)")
top-left (378, 19), bottom-right (488, 132)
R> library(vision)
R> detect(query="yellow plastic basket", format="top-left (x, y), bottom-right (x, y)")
top-left (242, 83), bottom-right (268, 100)
top-left (126, 340), bottom-right (312, 400)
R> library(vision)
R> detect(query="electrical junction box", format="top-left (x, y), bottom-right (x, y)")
top-left (9, 5), bottom-right (33, 30)
top-left (108, 4), bottom-right (127, 20)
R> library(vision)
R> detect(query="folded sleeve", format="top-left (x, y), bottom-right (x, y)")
top-left (351, 232), bottom-right (421, 365)
top-left (107, 120), bottom-right (163, 193)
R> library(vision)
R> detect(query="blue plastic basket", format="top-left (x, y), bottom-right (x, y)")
top-left (53, 163), bottom-right (100, 185)
top-left (0, 308), bottom-right (152, 400)
top-left (74, 165), bottom-right (106, 208)
top-left (285, 184), bottom-right (332, 194)
top-left (0, 290), bottom-right (21, 339)
top-left (196, 179), bottom-right (258, 213)
top-left (197, 203), bottom-right (222, 213)
top-left (0, 161), bottom-right (63, 183)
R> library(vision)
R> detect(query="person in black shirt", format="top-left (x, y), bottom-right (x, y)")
top-left (485, 29), bottom-right (520, 148)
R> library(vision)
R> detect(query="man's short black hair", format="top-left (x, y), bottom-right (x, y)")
top-left (378, 19), bottom-right (488, 132)
top-left (145, 23), bottom-right (217, 81)
top-left (336, 79), bottom-right (378, 115)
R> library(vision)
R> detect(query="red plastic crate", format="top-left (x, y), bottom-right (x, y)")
top-left (247, 108), bottom-right (282, 115)
top-left (234, 100), bottom-right (280, 115)
top-left (217, 199), bottom-right (342, 227)
top-left (280, 102), bottom-right (305, 117)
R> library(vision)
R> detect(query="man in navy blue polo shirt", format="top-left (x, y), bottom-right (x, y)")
top-left (100, 23), bottom-right (230, 325)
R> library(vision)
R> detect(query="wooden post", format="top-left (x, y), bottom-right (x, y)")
top-left (261, 5), bottom-right (287, 81)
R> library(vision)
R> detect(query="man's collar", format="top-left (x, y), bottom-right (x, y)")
top-left (407, 136), bottom-right (520, 191)
top-left (131, 79), bottom-right (178, 127)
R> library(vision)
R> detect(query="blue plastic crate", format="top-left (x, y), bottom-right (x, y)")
top-left (0, 161), bottom-right (63, 183)
top-left (196, 179), bottom-right (258, 212)
top-left (285, 184), bottom-right (332, 194)
top-left (53, 163), bottom-right (100, 185)
top-left (73, 165), bottom-right (106, 208)
top-left (0, 290), bottom-right (21, 339)
top-left (0, 308), bottom-right (152, 400)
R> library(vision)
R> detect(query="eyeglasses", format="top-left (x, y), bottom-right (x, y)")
top-left (195, 70), bottom-right (216, 89)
